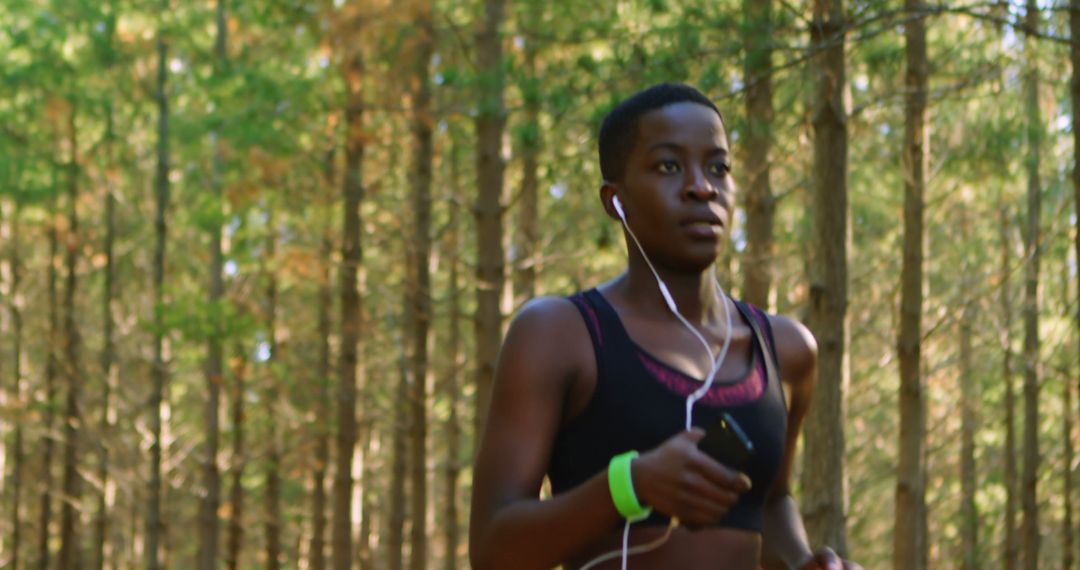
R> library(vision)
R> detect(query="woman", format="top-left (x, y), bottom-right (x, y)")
top-left (469, 83), bottom-right (861, 570)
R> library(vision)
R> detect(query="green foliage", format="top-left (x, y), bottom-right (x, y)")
top-left (1, 1), bottom-right (1078, 569)
top-left (163, 293), bottom-right (256, 343)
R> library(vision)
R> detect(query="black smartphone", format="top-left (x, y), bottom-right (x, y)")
top-left (697, 413), bottom-right (754, 472)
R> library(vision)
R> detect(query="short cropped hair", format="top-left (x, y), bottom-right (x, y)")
top-left (598, 83), bottom-right (723, 182)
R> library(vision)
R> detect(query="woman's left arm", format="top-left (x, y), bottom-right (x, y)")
top-left (761, 315), bottom-right (863, 570)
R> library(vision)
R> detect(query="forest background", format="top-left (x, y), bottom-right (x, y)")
top-left (0, 0), bottom-right (1078, 569)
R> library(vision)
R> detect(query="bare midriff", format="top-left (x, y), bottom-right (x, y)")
top-left (565, 525), bottom-right (761, 569)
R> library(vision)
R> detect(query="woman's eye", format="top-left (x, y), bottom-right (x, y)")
top-left (657, 160), bottom-right (680, 173)
top-left (710, 162), bottom-right (731, 176)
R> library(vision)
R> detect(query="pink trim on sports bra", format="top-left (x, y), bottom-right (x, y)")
top-left (636, 350), bottom-right (765, 407)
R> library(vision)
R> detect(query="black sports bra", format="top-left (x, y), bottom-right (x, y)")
top-left (546, 289), bottom-right (787, 532)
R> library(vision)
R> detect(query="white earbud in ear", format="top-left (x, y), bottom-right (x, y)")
top-left (612, 195), bottom-right (626, 221)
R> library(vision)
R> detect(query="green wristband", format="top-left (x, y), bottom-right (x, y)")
top-left (608, 450), bottom-right (652, 522)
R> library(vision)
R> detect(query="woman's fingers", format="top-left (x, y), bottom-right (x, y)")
top-left (677, 470), bottom-right (738, 510)
top-left (815, 547), bottom-right (841, 570)
top-left (668, 473), bottom-right (736, 522)
top-left (692, 450), bottom-right (751, 493)
top-left (633, 428), bottom-right (753, 524)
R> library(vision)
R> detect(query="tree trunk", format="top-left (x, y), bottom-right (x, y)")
top-left (895, 1), bottom-right (927, 568)
top-left (94, 9), bottom-right (119, 567)
top-left (801, 0), bottom-right (849, 554)
top-left (7, 201), bottom-right (24, 570)
top-left (441, 134), bottom-right (464, 570)
top-left (740, 0), bottom-right (775, 310)
top-left (94, 108), bottom-right (117, 570)
top-left (162, 467), bottom-right (174, 569)
top-left (0, 203), bottom-right (6, 566)
top-left (357, 422), bottom-right (373, 569)
top-left (514, 2), bottom-right (542, 308)
top-left (127, 500), bottom-right (137, 570)
top-left (264, 210), bottom-right (283, 570)
top-left (309, 150), bottom-right (334, 570)
top-left (960, 256), bottom-right (978, 570)
top-left (198, 2), bottom-right (227, 568)
top-left (919, 377), bottom-right (929, 570)
top-left (1068, 1), bottom-right (1080, 567)
top-left (94, 180), bottom-right (115, 570)
top-left (145, 4), bottom-right (171, 566)
top-left (58, 103), bottom-right (82, 570)
top-left (225, 345), bottom-right (247, 570)
top-left (473, 0), bottom-right (507, 441)
top-left (332, 17), bottom-right (364, 570)
top-left (408, 3), bottom-right (434, 569)
top-left (1000, 203), bottom-right (1019, 570)
top-left (1021, 3), bottom-right (1041, 569)
top-left (0, 204), bottom-right (4, 570)
top-left (1063, 332), bottom-right (1073, 570)
top-left (39, 197), bottom-right (59, 570)
top-left (389, 304), bottom-right (410, 570)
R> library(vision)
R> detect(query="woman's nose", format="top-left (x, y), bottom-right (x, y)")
top-left (684, 168), bottom-right (719, 201)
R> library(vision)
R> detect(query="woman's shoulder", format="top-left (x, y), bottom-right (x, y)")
top-left (751, 307), bottom-right (817, 387)
top-left (503, 294), bottom-right (594, 359)
top-left (496, 294), bottom-right (596, 399)
top-left (511, 294), bottom-right (587, 331)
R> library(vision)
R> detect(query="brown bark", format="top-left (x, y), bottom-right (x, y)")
top-left (1069, 2), bottom-right (1080, 568)
top-left (960, 263), bottom-right (978, 570)
top-left (264, 210), bottom-right (283, 570)
top-left (357, 421), bottom-right (373, 569)
top-left (94, 10), bottom-right (119, 568)
top-left (473, 0), bottom-right (507, 441)
top-left (801, 0), bottom-right (849, 554)
top-left (408, 3), bottom-right (434, 569)
top-left (513, 2), bottom-right (542, 307)
top-left (1063, 336), bottom-right (1073, 570)
top-left (1000, 203), bottom-right (1019, 570)
top-left (94, 178), bottom-right (115, 570)
top-left (309, 150), bottom-right (334, 570)
top-left (1021, 3), bottom-right (1041, 569)
top-left (94, 107), bottom-right (117, 570)
top-left (7, 201), bottom-right (24, 570)
top-left (0, 202), bottom-right (4, 569)
top-left (894, 1), bottom-right (927, 568)
top-left (38, 195), bottom-right (60, 570)
top-left (145, 3), bottom-right (171, 565)
top-left (441, 134), bottom-right (464, 570)
top-left (919, 369), bottom-right (929, 570)
top-left (741, 0), bottom-right (775, 310)
top-left (197, 2), bottom-right (227, 568)
top-left (389, 316), bottom-right (410, 570)
top-left (332, 16), bottom-right (364, 570)
top-left (225, 345), bottom-right (247, 570)
top-left (126, 500), bottom-right (137, 569)
top-left (162, 473), bottom-right (174, 569)
top-left (58, 103), bottom-right (82, 570)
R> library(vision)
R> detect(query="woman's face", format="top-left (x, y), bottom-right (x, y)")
top-left (616, 101), bottom-right (735, 273)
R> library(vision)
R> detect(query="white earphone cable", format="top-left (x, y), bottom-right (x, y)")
top-left (616, 198), bottom-right (733, 429)
top-left (577, 517), bottom-right (679, 570)
top-left (579, 197), bottom-right (731, 569)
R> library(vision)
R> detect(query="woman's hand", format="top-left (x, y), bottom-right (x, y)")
top-left (797, 547), bottom-right (864, 570)
top-left (631, 428), bottom-right (751, 527)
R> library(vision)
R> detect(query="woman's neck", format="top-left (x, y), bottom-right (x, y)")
top-left (619, 257), bottom-right (725, 325)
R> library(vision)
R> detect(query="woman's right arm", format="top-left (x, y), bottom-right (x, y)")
top-left (468, 297), bottom-right (751, 569)
top-left (469, 297), bottom-right (623, 570)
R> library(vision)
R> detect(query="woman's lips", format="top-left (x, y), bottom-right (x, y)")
top-left (682, 220), bottom-right (722, 238)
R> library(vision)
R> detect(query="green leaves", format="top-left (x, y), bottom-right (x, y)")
top-left (647, 0), bottom-right (670, 14)
top-left (161, 294), bottom-right (255, 342)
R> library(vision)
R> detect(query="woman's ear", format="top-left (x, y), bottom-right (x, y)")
top-left (600, 182), bottom-right (622, 221)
